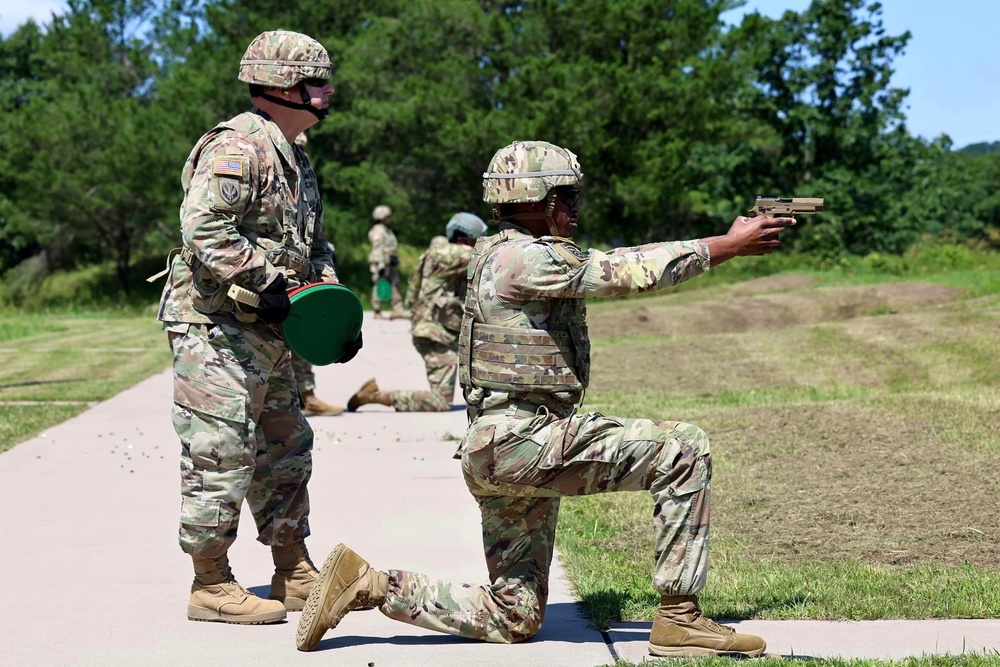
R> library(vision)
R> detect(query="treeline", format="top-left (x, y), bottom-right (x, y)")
top-left (1, 0), bottom-right (998, 303)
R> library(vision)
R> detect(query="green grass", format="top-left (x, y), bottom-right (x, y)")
top-left (557, 261), bottom-right (1000, 629)
top-left (0, 404), bottom-right (89, 454)
top-left (0, 313), bottom-right (169, 451)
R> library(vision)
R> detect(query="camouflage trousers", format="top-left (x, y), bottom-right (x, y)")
top-left (386, 337), bottom-right (456, 412)
top-left (370, 265), bottom-right (403, 312)
top-left (379, 405), bottom-right (711, 643)
top-left (168, 322), bottom-right (314, 558)
top-left (290, 352), bottom-right (316, 395)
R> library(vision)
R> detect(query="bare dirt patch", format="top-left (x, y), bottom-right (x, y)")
top-left (699, 396), bottom-right (1000, 568)
top-left (731, 274), bottom-right (817, 294)
top-left (587, 281), bottom-right (964, 340)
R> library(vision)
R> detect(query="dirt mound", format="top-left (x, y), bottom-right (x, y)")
top-left (732, 274), bottom-right (817, 294)
top-left (587, 281), bottom-right (964, 339)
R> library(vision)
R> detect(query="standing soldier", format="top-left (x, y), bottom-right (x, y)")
top-left (368, 205), bottom-right (408, 319)
top-left (289, 132), bottom-right (345, 417)
top-left (347, 212), bottom-right (487, 413)
top-left (154, 30), bottom-right (361, 625)
top-left (295, 141), bottom-right (795, 657)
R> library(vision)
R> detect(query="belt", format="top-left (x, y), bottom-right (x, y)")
top-left (470, 401), bottom-right (572, 421)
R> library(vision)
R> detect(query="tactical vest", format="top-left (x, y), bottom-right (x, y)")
top-left (149, 111), bottom-right (318, 320)
top-left (458, 229), bottom-right (591, 406)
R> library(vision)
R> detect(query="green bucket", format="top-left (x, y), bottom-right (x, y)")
top-left (282, 283), bottom-right (363, 366)
top-left (376, 277), bottom-right (393, 302)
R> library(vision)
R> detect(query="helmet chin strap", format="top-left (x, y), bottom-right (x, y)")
top-left (543, 192), bottom-right (560, 236)
top-left (492, 193), bottom-right (561, 236)
top-left (262, 82), bottom-right (329, 120)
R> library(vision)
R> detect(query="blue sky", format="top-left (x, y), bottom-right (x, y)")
top-left (2, 0), bottom-right (997, 147)
top-left (722, 0), bottom-right (1000, 148)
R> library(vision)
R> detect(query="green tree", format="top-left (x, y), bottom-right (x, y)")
top-left (1, 0), bottom-right (189, 298)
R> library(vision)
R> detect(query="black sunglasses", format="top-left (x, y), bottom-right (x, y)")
top-left (302, 78), bottom-right (329, 88)
top-left (553, 186), bottom-right (581, 207)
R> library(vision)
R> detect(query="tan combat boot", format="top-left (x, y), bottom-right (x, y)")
top-left (346, 378), bottom-right (393, 412)
top-left (372, 310), bottom-right (386, 320)
top-left (301, 390), bottom-right (345, 417)
top-left (270, 542), bottom-right (320, 611)
top-left (188, 554), bottom-right (287, 624)
top-left (388, 306), bottom-right (411, 320)
top-left (648, 594), bottom-right (766, 658)
top-left (296, 544), bottom-right (388, 652)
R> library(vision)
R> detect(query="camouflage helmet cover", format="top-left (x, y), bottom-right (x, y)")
top-left (482, 140), bottom-right (583, 204)
top-left (445, 212), bottom-right (488, 241)
top-left (238, 30), bottom-right (332, 89)
top-left (372, 205), bottom-right (392, 221)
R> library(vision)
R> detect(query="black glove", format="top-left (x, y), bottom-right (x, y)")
top-left (337, 330), bottom-right (363, 363)
top-left (255, 274), bottom-right (291, 324)
top-left (389, 255), bottom-right (400, 267)
top-left (378, 267), bottom-right (388, 278)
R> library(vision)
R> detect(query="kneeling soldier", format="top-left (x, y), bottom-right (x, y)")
top-left (348, 212), bottom-right (487, 413)
top-left (297, 140), bottom-right (794, 655)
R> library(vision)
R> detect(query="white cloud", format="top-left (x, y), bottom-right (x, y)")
top-left (0, 0), bottom-right (67, 37)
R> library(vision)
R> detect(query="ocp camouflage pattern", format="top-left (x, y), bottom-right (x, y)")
top-left (384, 339), bottom-right (457, 412)
top-left (379, 416), bottom-right (712, 642)
top-left (459, 224), bottom-right (710, 410)
top-left (373, 221), bottom-right (716, 642)
top-left (170, 323), bottom-right (313, 557)
top-left (157, 109), bottom-right (337, 325)
top-left (482, 140), bottom-right (582, 204)
top-left (407, 235), bottom-right (473, 346)
top-left (238, 30), bottom-right (331, 88)
top-left (368, 221), bottom-right (402, 310)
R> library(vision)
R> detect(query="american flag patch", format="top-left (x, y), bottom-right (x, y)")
top-left (213, 158), bottom-right (244, 177)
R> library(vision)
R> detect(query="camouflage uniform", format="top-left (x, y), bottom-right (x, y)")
top-left (381, 236), bottom-right (473, 411)
top-left (157, 105), bottom-right (337, 557)
top-left (368, 215), bottom-right (403, 312)
top-left (373, 142), bottom-right (715, 642)
top-left (290, 352), bottom-right (317, 395)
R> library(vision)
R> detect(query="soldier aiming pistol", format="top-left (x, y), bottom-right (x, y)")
top-left (750, 196), bottom-right (824, 217)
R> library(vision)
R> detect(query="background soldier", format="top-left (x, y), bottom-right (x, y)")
top-left (295, 140), bottom-right (794, 657)
top-left (367, 205), bottom-right (407, 319)
top-left (347, 212), bottom-right (487, 413)
top-left (155, 30), bottom-right (360, 625)
top-left (289, 132), bottom-right (345, 417)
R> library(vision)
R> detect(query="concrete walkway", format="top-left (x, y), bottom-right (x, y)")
top-left (2, 313), bottom-right (999, 666)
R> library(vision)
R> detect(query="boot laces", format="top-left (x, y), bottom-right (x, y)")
top-left (217, 560), bottom-right (249, 595)
top-left (691, 599), bottom-right (734, 635)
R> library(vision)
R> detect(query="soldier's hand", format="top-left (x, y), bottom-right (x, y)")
top-left (726, 215), bottom-right (796, 256)
top-left (255, 274), bottom-right (292, 324)
top-left (337, 331), bottom-right (363, 363)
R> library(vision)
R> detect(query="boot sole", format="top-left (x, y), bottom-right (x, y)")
top-left (648, 642), bottom-right (766, 658)
top-left (296, 544), bottom-right (360, 651)
top-left (187, 604), bottom-right (286, 625)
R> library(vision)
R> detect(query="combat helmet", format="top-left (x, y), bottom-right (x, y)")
top-left (445, 212), bottom-right (488, 242)
top-left (239, 30), bottom-right (332, 120)
top-left (372, 205), bottom-right (392, 222)
top-left (482, 140), bottom-right (582, 235)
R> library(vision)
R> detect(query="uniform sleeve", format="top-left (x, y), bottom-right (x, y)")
top-left (404, 252), bottom-right (426, 310)
top-left (180, 132), bottom-right (281, 291)
top-left (309, 217), bottom-right (338, 283)
top-left (495, 239), bottom-right (711, 301)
